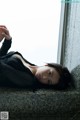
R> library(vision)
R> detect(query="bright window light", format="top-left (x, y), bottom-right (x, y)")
top-left (0, 0), bottom-right (61, 65)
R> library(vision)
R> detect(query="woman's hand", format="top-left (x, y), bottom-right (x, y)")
top-left (0, 25), bottom-right (12, 42)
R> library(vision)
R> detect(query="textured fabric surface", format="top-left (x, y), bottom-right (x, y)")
top-left (0, 87), bottom-right (80, 120)
top-left (71, 65), bottom-right (80, 90)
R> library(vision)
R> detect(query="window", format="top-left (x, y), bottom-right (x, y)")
top-left (0, 0), bottom-right (61, 65)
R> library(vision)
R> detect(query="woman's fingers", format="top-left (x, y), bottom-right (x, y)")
top-left (1, 32), bottom-right (11, 40)
top-left (0, 27), bottom-right (9, 35)
top-left (0, 26), bottom-right (11, 40)
top-left (0, 27), bottom-right (7, 32)
top-left (0, 25), bottom-right (7, 28)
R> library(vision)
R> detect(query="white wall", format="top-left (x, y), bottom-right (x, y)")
top-left (0, 0), bottom-right (61, 65)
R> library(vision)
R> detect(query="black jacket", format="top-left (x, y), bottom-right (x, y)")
top-left (0, 39), bottom-right (39, 89)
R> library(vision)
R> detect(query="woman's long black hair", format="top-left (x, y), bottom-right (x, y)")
top-left (35, 63), bottom-right (73, 90)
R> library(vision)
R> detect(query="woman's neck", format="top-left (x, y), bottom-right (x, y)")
top-left (29, 66), bottom-right (38, 75)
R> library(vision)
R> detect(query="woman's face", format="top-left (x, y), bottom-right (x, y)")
top-left (35, 65), bottom-right (60, 85)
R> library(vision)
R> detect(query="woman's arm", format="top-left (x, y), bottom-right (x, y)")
top-left (0, 26), bottom-right (12, 56)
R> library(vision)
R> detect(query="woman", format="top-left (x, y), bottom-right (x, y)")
top-left (0, 25), bottom-right (72, 90)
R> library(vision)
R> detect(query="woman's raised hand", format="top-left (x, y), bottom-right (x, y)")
top-left (0, 25), bottom-right (12, 42)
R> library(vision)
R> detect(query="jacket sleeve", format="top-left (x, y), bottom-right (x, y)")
top-left (0, 38), bottom-right (12, 57)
